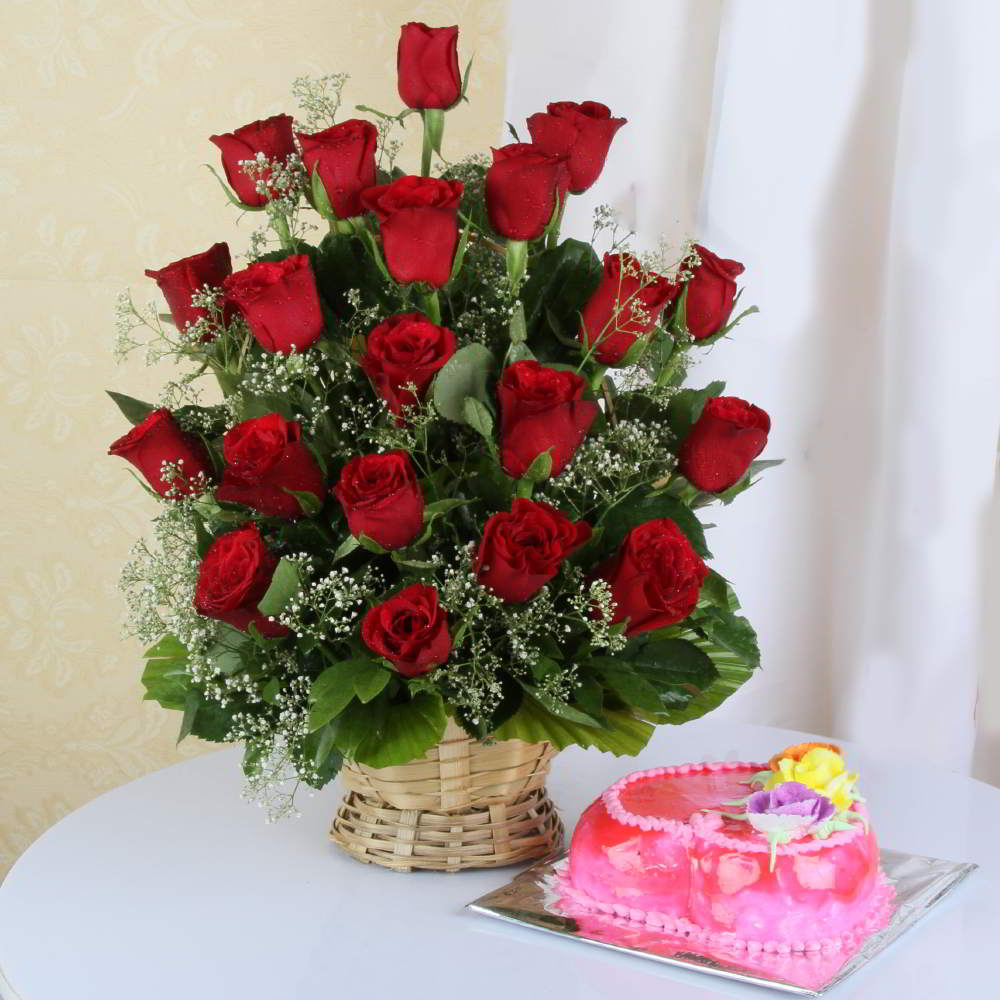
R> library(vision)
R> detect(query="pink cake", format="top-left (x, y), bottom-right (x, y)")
top-left (565, 747), bottom-right (894, 955)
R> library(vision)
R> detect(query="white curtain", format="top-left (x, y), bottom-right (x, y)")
top-left (505, 0), bottom-right (1000, 778)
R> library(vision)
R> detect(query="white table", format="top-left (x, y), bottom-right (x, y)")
top-left (1, 719), bottom-right (995, 999)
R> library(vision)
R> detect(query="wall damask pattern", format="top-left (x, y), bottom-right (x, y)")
top-left (0, 0), bottom-right (509, 879)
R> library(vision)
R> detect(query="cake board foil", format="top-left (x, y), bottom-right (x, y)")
top-left (467, 848), bottom-right (976, 996)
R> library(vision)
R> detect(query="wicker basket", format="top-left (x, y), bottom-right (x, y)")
top-left (330, 719), bottom-right (564, 871)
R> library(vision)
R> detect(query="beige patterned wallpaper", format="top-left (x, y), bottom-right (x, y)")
top-left (0, 0), bottom-right (509, 879)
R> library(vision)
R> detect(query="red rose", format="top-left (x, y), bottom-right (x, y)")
top-left (678, 396), bottom-right (770, 492)
top-left (485, 143), bottom-right (570, 241)
top-left (215, 414), bottom-right (325, 519)
top-left (209, 114), bottom-right (296, 208)
top-left (397, 22), bottom-right (461, 110)
top-left (193, 524), bottom-right (289, 638)
top-left (497, 361), bottom-right (598, 479)
top-left (296, 119), bottom-right (378, 220)
top-left (360, 176), bottom-right (464, 287)
top-left (361, 584), bottom-right (451, 677)
top-left (579, 253), bottom-right (678, 365)
top-left (361, 312), bottom-right (457, 417)
top-left (223, 254), bottom-right (325, 354)
top-left (144, 242), bottom-right (233, 336)
top-left (526, 101), bottom-right (627, 194)
top-left (476, 499), bottom-right (591, 603)
top-left (333, 451), bottom-right (424, 551)
top-left (108, 408), bottom-right (212, 498)
top-left (685, 244), bottom-right (745, 340)
top-left (598, 519), bottom-right (708, 636)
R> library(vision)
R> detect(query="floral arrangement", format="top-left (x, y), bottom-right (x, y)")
top-left (720, 743), bottom-right (864, 869)
top-left (108, 22), bottom-right (776, 817)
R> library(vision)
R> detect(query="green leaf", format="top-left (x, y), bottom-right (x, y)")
top-left (352, 662), bottom-right (392, 704)
top-left (178, 691), bottom-right (199, 744)
top-left (178, 691), bottom-right (235, 743)
top-left (283, 489), bottom-right (323, 516)
top-left (574, 674), bottom-right (604, 717)
top-left (261, 677), bottom-right (280, 704)
top-left (206, 641), bottom-right (245, 676)
top-left (507, 342), bottom-right (536, 364)
top-left (692, 607), bottom-right (760, 668)
top-left (203, 163), bottom-right (265, 211)
top-left (141, 637), bottom-right (190, 710)
top-left (666, 381), bottom-right (726, 440)
top-left (705, 458), bottom-right (784, 506)
top-left (333, 534), bottom-right (360, 561)
top-left (423, 498), bottom-right (469, 519)
top-left (521, 449), bottom-right (553, 484)
top-left (308, 658), bottom-right (368, 731)
top-left (300, 726), bottom-right (344, 790)
top-left (520, 239), bottom-right (602, 340)
top-left (493, 695), bottom-right (653, 756)
top-left (462, 395), bottom-right (494, 442)
top-left (699, 570), bottom-right (740, 611)
top-left (654, 626), bottom-right (759, 724)
top-left (590, 661), bottom-right (665, 713)
top-left (352, 692), bottom-right (448, 768)
top-left (107, 390), bottom-right (155, 426)
top-left (432, 343), bottom-right (496, 423)
top-left (602, 492), bottom-right (711, 558)
top-left (310, 164), bottom-right (335, 221)
top-left (357, 533), bottom-right (387, 554)
top-left (256, 557), bottom-right (301, 618)
top-left (520, 683), bottom-right (606, 727)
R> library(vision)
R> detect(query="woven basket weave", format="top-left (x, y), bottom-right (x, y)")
top-left (330, 719), bottom-right (563, 872)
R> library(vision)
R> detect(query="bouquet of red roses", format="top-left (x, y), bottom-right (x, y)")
top-left (109, 22), bottom-right (773, 815)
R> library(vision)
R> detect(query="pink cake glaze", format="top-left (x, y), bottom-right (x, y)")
top-left (567, 762), bottom-right (895, 952)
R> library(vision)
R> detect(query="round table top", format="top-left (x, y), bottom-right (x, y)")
top-left (1, 718), bottom-right (996, 1000)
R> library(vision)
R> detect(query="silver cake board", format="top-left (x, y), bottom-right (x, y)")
top-left (467, 848), bottom-right (976, 996)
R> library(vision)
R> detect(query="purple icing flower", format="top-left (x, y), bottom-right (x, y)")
top-left (748, 782), bottom-right (836, 822)
top-left (745, 782), bottom-right (835, 838)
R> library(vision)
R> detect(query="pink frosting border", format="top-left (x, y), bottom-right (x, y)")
top-left (601, 762), bottom-right (866, 854)
top-left (554, 864), bottom-right (896, 955)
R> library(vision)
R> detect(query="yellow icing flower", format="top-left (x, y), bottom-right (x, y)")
top-left (765, 747), bottom-right (859, 811)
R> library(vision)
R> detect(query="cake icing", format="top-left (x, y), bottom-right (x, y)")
top-left (566, 744), bottom-right (894, 953)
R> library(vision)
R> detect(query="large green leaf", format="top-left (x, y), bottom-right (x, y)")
top-left (352, 692), bottom-right (448, 768)
top-left (691, 607), bottom-right (761, 668)
top-left (141, 635), bottom-right (189, 710)
top-left (493, 694), bottom-right (653, 756)
top-left (520, 239), bottom-right (602, 339)
top-left (307, 657), bottom-right (391, 731)
top-left (432, 343), bottom-right (497, 422)
top-left (256, 557), bottom-right (301, 618)
top-left (602, 492), bottom-right (711, 558)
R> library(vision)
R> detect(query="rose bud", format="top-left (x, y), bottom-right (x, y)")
top-left (598, 519), bottom-right (708, 636)
top-left (685, 244), bottom-right (745, 340)
top-left (579, 252), bottom-right (678, 365)
top-left (497, 361), bottom-right (598, 479)
top-left (215, 414), bottom-right (325, 520)
top-left (678, 396), bottom-right (770, 492)
top-left (476, 499), bottom-right (591, 603)
top-left (296, 119), bottom-right (378, 220)
top-left (526, 101), bottom-right (627, 194)
top-left (361, 312), bottom-right (457, 417)
top-left (209, 114), bottom-right (297, 207)
top-left (362, 584), bottom-right (451, 677)
top-left (193, 523), bottom-right (290, 638)
top-left (334, 451), bottom-right (424, 551)
top-left (397, 22), bottom-right (461, 110)
top-left (108, 408), bottom-right (212, 498)
top-left (485, 143), bottom-right (570, 242)
top-left (223, 254), bottom-right (325, 354)
top-left (144, 242), bottom-right (233, 336)
top-left (360, 176), bottom-right (464, 287)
